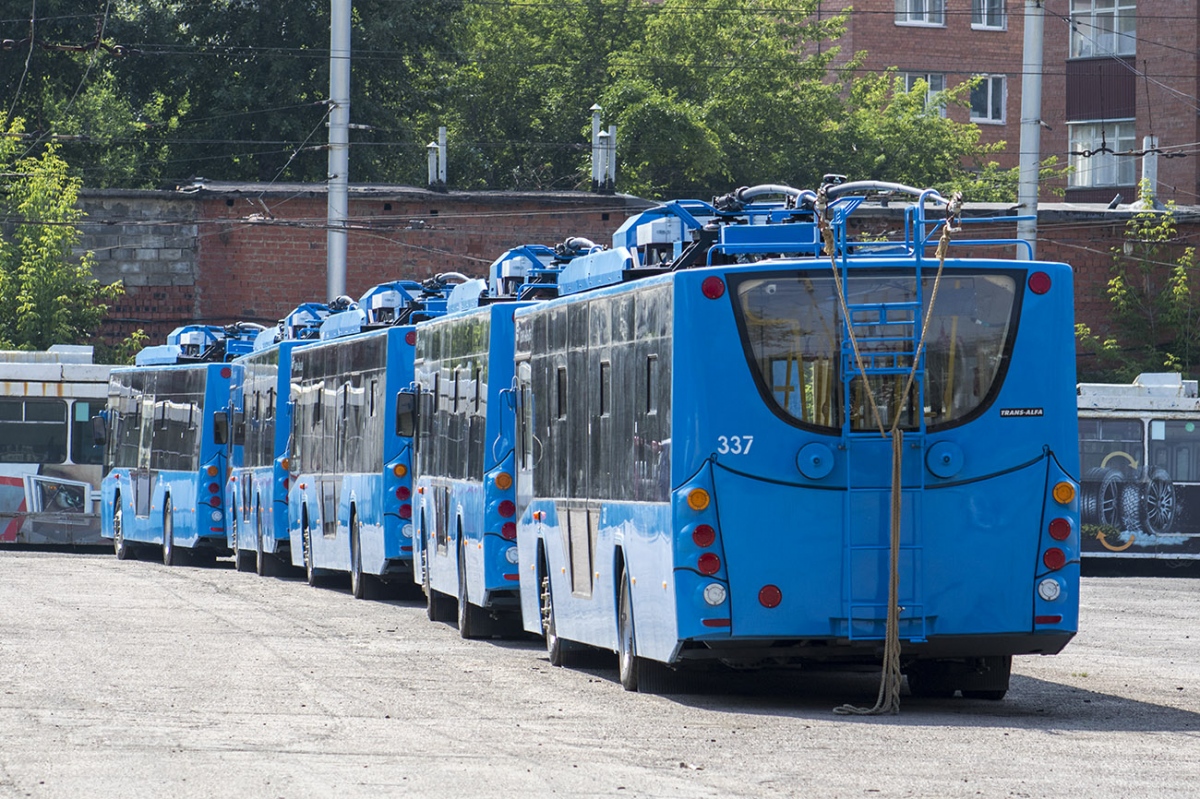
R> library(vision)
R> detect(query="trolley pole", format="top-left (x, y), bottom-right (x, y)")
top-left (1016, 0), bottom-right (1044, 260)
top-left (326, 0), bottom-right (351, 299)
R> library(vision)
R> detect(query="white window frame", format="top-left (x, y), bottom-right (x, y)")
top-left (895, 0), bottom-right (945, 27)
top-left (969, 75), bottom-right (1006, 124)
top-left (972, 0), bottom-right (1007, 30)
top-left (1068, 120), bottom-right (1137, 188)
top-left (903, 73), bottom-right (947, 117)
top-left (1070, 0), bottom-right (1136, 58)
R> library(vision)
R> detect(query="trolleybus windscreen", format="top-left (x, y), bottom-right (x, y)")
top-left (734, 271), bottom-right (1017, 431)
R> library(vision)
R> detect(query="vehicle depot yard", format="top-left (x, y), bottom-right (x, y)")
top-left (0, 551), bottom-right (1197, 799)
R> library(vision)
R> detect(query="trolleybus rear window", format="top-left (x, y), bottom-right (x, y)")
top-left (732, 270), bottom-right (1019, 432)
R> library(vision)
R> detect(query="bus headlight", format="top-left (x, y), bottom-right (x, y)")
top-left (1038, 578), bottom-right (1062, 601)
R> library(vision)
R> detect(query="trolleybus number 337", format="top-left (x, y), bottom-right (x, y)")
top-left (716, 435), bottom-right (754, 455)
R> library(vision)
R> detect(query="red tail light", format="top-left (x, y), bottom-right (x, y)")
top-left (1048, 518), bottom-right (1071, 541)
top-left (208, 496), bottom-right (221, 508)
top-left (701, 276), bottom-right (726, 299)
top-left (395, 486), bottom-right (411, 500)
top-left (498, 500), bottom-right (515, 518)
top-left (1028, 272), bottom-right (1051, 295)
top-left (1035, 615), bottom-right (1063, 625)
top-left (208, 482), bottom-right (220, 493)
top-left (502, 522), bottom-right (516, 540)
top-left (220, 367), bottom-right (232, 378)
top-left (405, 331), bottom-right (417, 346)
top-left (697, 552), bottom-right (721, 575)
top-left (758, 585), bottom-right (782, 608)
top-left (1043, 547), bottom-right (1066, 570)
top-left (692, 524), bottom-right (716, 547)
top-left (399, 504), bottom-right (412, 520)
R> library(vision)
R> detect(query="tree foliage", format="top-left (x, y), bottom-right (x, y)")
top-left (1076, 183), bottom-right (1200, 382)
top-left (0, 115), bottom-right (123, 350)
top-left (2, 0), bottom-right (1026, 198)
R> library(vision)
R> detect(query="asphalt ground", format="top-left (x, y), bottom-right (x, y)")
top-left (0, 550), bottom-right (1197, 798)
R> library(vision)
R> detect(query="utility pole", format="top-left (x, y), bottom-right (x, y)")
top-left (1016, 0), bottom-right (1044, 260)
top-left (326, 0), bottom-right (351, 299)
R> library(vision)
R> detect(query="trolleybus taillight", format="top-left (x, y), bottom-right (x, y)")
top-left (701, 276), bottom-right (726, 299)
top-left (399, 504), bottom-right (412, 520)
top-left (208, 483), bottom-right (220, 493)
top-left (1048, 518), bottom-right (1071, 541)
top-left (405, 331), bottom-right (417, 346)
top-left (758, 584), bottom-right (782, 609)
top-left (697, 552), bottom-right (721, 575)
top-left (502, 522), bottom-right (516, 540)
top-left (208, 495), bottom-right (221, 508)
top-left (692, 524), bottom-right (716, 547)
top-left (220, 367), bottom-right (232, 378)
top-left (498, 500), bottom-right (515, 518)
top-left (1028, 272), bottom-right (1052, 295)
top-left (1042, 547), bottom-right (1066, 570)
top-left (395, 486), bottom-right (411, 500)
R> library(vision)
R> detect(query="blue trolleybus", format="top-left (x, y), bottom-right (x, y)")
top-left (100, 325), bottom-right (258, 564)
top-left (287, 279), bottom-right (455, 597)
top-left (410, 241), bottom-right (592, 637)
top-left (227, 303), bottom-right (333, 575)
top-left (513, 183), bottom-right (1081, 696)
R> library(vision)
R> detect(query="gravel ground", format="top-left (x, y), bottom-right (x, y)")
top-left (0, 550), bottom-right (1196, 798)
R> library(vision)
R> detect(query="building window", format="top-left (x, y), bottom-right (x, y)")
top-left (972, 0), bottom-right (1006, 30)
top-left (970, 75), bottom-right (1006, 124)
top-left (1068, 121), bottom-right (1136, 188)
top-left (895, 0), bottom-right (945, 26)
top-left (903, 73), bottom-right (947, 117)
top-left (1070, 0), bottom-right (1136, 58)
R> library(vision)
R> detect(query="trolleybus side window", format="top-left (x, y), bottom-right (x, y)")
top-left (1148, 420), bottom-right (1200, 482)
top-left (1079, 418), bottom-right (1143, 475)
top-left (71, 401), bottom-right (105, 465)
top-left (731, 270), bottom-right (1019, 432)
top-left (0, 399), bottom-right (68, 464)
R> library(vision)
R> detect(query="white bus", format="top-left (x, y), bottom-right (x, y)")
top-left (1078, 372), bottom-right (1200, 561)
top-left (0, 346), bottom-right (114, 546)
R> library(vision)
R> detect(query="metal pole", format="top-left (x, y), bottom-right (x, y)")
top-left (606, 124), bottom-right (617, 191)
top-left (1140, 135), bottom-right (1159, 206)
top-left (1016, 0), bottom-right (1044, 260)
top-left (326, 0), bottom-right (351, 300)
top-left (590, 104), bottom-right (602, 192)
top-left (428, 142), bottom-right (439, 187)
top-left (438, 126), bottom-right (448, 185)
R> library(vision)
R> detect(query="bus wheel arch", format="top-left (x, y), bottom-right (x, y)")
top-left (112, 493), bottom-right (130, 561)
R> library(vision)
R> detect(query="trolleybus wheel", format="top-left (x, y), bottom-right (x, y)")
top-left (162, 496), bottom-right (177, 567)
top-left (255, 504), bottom-right (275, 578)
top-left (456, 542), bottom-right (489, 639)
top-left (617, 569), bottom-right (638, 690)
top-left (1141, 467), bottom-right (1176, 535)
top-left (617, 567), bottom-right (686, 694)
top-left (303, 521), bottom-right (319, 588)
top-left (349, 512), bottom-right (376, 600)
top-left (423, 530), bottom-right (455, 622)
top-left (113, 502), bottom-right (130, 561)
top-left (541, 571), bottom-right (576, 667)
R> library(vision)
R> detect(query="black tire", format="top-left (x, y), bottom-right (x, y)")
top-left (457, 544), bottom-right (490, 639)
top-left (255, 504), bottom-right (276, 578)
top-left (1093, 468), bottom-right (1124, 527)
top-left (303, 519), bottom-right (319, 588)
top-left (1119, 480), bottom-right (1143, 533)
top-left (618, 568), bottom-right (638, 691)
top-left (349, 512), bottom-right (376, 600)
top-left (1079, 484), bottom-right (1099, 525)
top-left (113, 502), bottom-right (130, 561)
top-left (162, 496), bottom-right (177, 567)
top-left (1141, 467), bottom-right (1177, 535)
top-left (423, 533), bottom-right (455, 622)
top-left (541, 572), bottom-right (575, 667)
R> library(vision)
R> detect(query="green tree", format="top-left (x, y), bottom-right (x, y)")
top-left (1076, 182), bottom-right (1200, 381)
top-left (0, 115), bottom-right (124, 350)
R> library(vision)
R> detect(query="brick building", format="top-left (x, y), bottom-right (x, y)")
top-left (827, 0), bottom-right (1199, 204)
top-left (78, 181), bottom-right (1200, 366)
